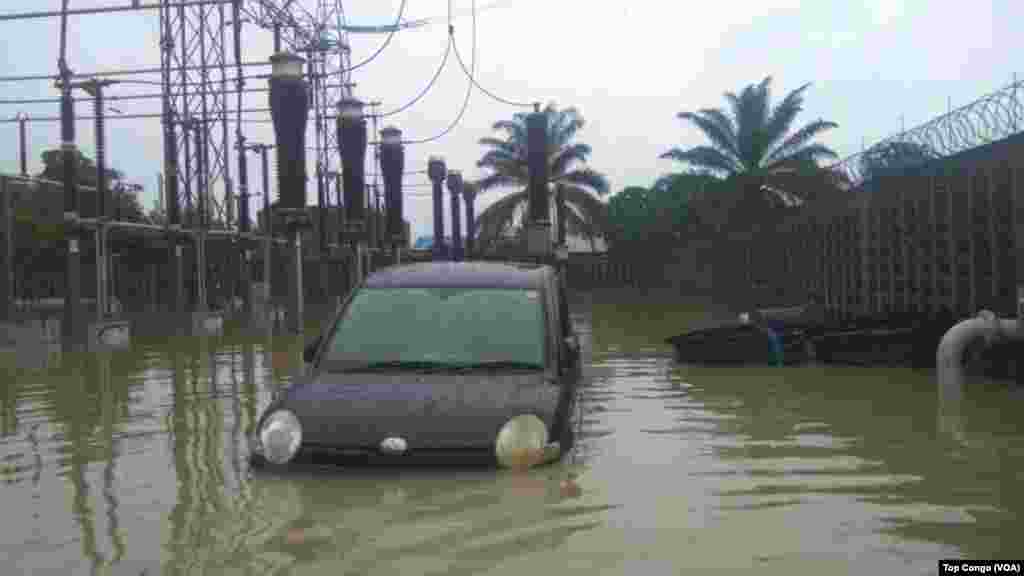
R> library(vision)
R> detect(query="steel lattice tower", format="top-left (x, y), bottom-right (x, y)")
top-left (159, 0), bottom-right (353, 233)
top-left (159, 0), bottom-right (233, 230)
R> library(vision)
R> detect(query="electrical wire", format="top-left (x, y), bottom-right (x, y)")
top-left (450, 20), bottom-right (532, 108)
top-left (345, 0), bottom-right (408, 74)
top-left (372, 34), bottom-right (452, 119)
top-left (400, 6), bottom-right (475, 145)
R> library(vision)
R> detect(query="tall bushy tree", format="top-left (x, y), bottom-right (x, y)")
top-left (474, 103), bottom-right (611, 249)
top-left (37, 148), bottom-right (146, 222)
top-left (661, 76), bottom-right (839, 222)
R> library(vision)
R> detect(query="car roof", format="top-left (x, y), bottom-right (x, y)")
top-left (364, 261), bottom-right (551, 289)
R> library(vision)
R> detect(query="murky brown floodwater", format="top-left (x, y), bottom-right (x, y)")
top-left (2, 293), bottom-right (1023, 575)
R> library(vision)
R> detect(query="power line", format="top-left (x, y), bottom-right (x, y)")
top-left (450, 9), bottom-right (533, 108)
top-left (0, 86), bottom-right (271, 106)
top-left (0, 61), bottom-right (273, 84)
top-left (345, 0), bottom-right (408, 74)
top-left (373, 34), bottom-right (452, 119)
top-left (400, 12), bottom-right (476, 145)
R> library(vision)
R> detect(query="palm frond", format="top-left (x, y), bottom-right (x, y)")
top-left (478, 137), bottom-right (523, 157)
top-left (765, 119), bottom-right (838, 165)
top-left (549, 107), bottom-right (585, 151)
top-left (765, 143), bottom-right (838, 173)
top-left (677, 111), bottom-right (740, 160)
top-left (550, 143), bottom-right (592, 177)
top-left (660, 145), bottom-right (742, 175)
top-left (556, 166), bottom-right (610, 196)
top-left (561, 185), bottom-right (610, 237)
top-left (491, 119), bottom-right (526, 144)
top-left (762, 82), bottom-right (811, 153)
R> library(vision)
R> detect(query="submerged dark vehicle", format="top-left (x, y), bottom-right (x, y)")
top-left (250, 261), bottom-right (582, 470)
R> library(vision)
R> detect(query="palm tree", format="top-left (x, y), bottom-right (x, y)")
top-left (474, 103), bottom-right (611, 250)
top-left (660, 76), bottom-right (839, 221)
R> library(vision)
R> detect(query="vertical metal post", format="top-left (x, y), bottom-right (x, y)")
top-left (18, 115), bottom-right (28, 177)
top-left (859, 191), bottom-right (871, 316)
top-left (334, 171), bottom-right (343, 247)
top-left (0, 177), bottom-right (10, 322)
top-left (60, 72), bottom-right (81, 347)
top-left (93, 82), bottom-right (109, 319)
top-left (194, 125), bottom-right (208, 313)
top-left (948, 164), bottom-right (959, 316)
top-left (929, 171), bottom-right (940, 314)
top-left (236, 138), bottom-right (250, 316)
top-left (233, 0), bottom-right (249, 317)
top-left (901, 178), bottom-right (911, 313)
top-left (1011, 161), bottom-right (1024, 324)
top-left (986, 164), bottom-right (999, 307)
top-left (291, 227), bottom-right (303, 332)
top-left (966, 167), bottom-right (977, 314)
top-left (260, 145), bottom-right (272, 318)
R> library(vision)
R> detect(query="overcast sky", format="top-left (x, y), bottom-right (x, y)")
top-left (1, 0), bottom-right (1022, 241)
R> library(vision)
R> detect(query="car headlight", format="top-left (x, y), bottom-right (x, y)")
top-left (259, 409), bottom-right (303, 465)
top-left (495, 414), bottom-right (549, 470)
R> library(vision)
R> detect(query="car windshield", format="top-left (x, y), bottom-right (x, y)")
top-left (323, 287), bottom-right (547, 371)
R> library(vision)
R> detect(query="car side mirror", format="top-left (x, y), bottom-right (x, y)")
top-left (563, 335), bottom-right (580, 364)
top-left (303, 335), bottom-right (322, 364)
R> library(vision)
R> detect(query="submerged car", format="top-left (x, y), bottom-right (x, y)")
top-left (250, 260), bottom-right (582, 469)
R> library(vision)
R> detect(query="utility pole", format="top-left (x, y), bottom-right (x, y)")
top-left (17, 113), bottom-right (28, 176)
top-left (58, 0), bottom-right (82, 348)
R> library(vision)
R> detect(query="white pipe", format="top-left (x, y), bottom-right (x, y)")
top-left (937, 310), bottom-right (1024, 404)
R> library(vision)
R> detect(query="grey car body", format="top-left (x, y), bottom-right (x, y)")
top-left (250, 261), bottom-right (581, 465)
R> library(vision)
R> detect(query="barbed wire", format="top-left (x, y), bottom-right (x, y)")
top-left (832, 77), bottom-right (1024, 184)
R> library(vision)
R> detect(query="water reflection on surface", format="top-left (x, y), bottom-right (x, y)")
top-left (1, 299), bottom-right (1022, 574)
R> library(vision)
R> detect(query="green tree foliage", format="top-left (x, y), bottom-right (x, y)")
top-left (36, 148), bottom-right (147, 222)
top-left (607, 173), bottom-right (719, 251)
top-left (474, 103), bottom-right (611, 249)
top-left (660, 76), bottom-right (839, 219)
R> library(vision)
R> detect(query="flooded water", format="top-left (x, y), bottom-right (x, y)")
top-left (2, 292), bottom-right (1023, 575)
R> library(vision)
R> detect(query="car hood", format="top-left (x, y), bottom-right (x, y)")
top-left (275, 371), bottom-right (561, 449)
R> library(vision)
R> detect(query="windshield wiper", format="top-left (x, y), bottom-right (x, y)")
top-left (445, 360), bottom-right (545, 373)
top-left (333, 360), bottom-right (457, 373)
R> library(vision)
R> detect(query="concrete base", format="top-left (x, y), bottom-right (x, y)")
top-left (87, 319), bottom-right (132, 352)
top-left (191, 311), bottom-right (224, 337)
